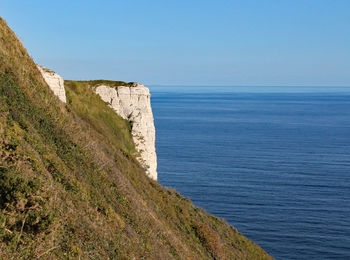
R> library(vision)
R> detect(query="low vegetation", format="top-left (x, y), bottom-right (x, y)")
top-left (0, 17), bottom-right (272, 259)
top-left (74, 80), bottom-right (135, 88)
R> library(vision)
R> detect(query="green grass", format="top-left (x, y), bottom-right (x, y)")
top-left (0, 17), bottom-right (273, 259)
top-left (65, 80), bottom-right (136, 156)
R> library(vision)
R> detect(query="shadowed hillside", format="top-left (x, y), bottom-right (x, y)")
top-left (0, 17), bottom-right (272, 259)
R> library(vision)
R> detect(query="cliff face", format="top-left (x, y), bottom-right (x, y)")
top-left (95, 84), bottom-right (157, 180)
top-left (37, 65), bottom-right (66, 103)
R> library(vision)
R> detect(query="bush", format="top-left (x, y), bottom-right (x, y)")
top-left (0, 167), bottom-right (54, 235)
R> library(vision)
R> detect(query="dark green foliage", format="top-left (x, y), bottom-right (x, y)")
top-left (0, 167), bottom-right (40, 207)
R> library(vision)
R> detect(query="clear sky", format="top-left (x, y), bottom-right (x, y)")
top-left (1, 0), bottom-right (350, 86)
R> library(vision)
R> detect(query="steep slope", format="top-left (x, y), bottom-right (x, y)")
top-left (0, 17), bottom-right (272, 259)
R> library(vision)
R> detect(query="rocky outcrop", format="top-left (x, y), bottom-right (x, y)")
top-left (37, 65), bottom-right (66, 103)
top-left (95, 83), bottom-right (157, 180)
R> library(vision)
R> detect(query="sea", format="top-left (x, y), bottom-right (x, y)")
top-left (149, 86), bottom-right (350, 260)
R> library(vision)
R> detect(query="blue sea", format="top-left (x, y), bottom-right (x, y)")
top-left (149, 86), bottom-right (350, 260)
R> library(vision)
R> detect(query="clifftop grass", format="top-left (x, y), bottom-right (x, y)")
top-left (73, 80), bottom-right (135, 88)
top-left (0, 17), bottom-right (272, 259)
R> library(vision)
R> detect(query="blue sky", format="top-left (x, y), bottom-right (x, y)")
top-left (1, 0), bottom-right (350, 86)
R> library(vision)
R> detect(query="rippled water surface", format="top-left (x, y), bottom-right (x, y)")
top-left (150, 86), bottom-right (350, 260)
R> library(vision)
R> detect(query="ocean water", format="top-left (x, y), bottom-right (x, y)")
top-left (149, 86), bottom-right (350, 260)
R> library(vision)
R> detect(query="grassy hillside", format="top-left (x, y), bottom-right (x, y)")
top-left (0, 17), bottom-right (272, 259)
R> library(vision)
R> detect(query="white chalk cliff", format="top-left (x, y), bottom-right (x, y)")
top-left (37, 65), bottom-right (66, 103)
top-left (37, 65), bottom-right (157, 180)
top-left (95, 84), bottom-right (157, 180)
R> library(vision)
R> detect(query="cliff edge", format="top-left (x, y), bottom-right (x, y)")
top-left (96, 83), bottom-right (157, 180)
